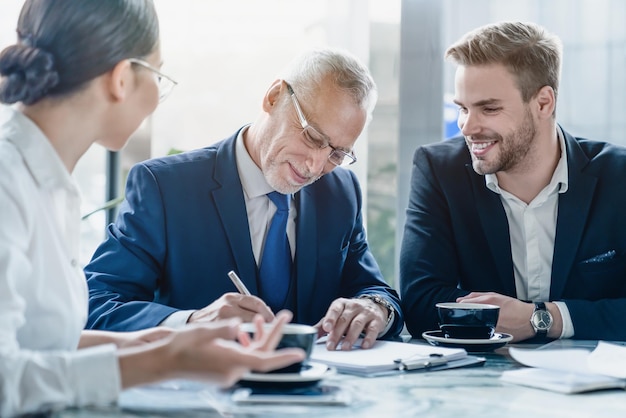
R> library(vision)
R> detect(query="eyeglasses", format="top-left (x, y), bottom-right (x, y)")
top-left (284, 81), bottom-right (357, 167)
top-left (128, 58), bottom-right (178, 102)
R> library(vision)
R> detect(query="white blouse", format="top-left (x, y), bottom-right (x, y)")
top-left (0, 106), bottom-right (120, 416)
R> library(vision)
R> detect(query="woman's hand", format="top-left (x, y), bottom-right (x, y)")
top-left (79, 327), bottom-right (174, 349)
top-left (117, 310), bottom-right (305, 389)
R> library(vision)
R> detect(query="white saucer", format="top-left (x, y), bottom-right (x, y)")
top-left (240, 361), bottom-right (334, 384)
top-left (422, 330), bottom-right (513, 352)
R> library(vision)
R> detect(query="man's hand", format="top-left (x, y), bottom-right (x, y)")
top-left (457, 292), bottom-right (562, 341)
top-left (314, 297), bottom-right (388, 351)
top-left (188, 293), bottom-right (275, 324)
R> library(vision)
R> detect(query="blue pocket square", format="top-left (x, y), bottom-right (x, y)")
top-left (581, 250), bottom-right (616, 264)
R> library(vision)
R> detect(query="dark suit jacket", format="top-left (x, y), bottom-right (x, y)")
top-left (85, 129), bottom-right (402, 337)
top-left (400, 128), bottom-right (626, 341)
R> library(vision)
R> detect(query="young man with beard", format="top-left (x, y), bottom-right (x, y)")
top-left (85, 48), bottom-right (403, 351)
top-left (400, 21), bottom-right (626, 342)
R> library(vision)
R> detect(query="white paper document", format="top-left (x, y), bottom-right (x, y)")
top-left (311, 339), bottom-right (470, 376)
top-left (588, 341), bottom-right (626, 378)
top-left (501, 341), bottom-right (626, 393)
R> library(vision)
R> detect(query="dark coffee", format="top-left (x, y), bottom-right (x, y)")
top-left (440, 324), bottom-right (494, 339)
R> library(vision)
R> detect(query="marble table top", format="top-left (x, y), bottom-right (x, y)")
top-left (54, 340), bottom-right (626, 418)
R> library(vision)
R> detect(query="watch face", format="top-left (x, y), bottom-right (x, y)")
top-left (532, 310), bottom-right (552, 330)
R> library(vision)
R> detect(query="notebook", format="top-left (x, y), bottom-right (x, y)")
top-left (310, 338), bottom-right (482, 377)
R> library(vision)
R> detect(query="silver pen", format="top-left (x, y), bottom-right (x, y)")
top-left (393, 353), bottom-right (448, 371)
top-left (227, 270), bottom-right (251, 295)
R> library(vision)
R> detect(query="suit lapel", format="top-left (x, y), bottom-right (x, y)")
top-left (550, 132), bottom-right (597, 299)
top-left (468, 164), bottom-right (517, 296)
top-left (212, 134), bottom-right (259, 295)
top-left (294, 187), bottom-right (317, 319)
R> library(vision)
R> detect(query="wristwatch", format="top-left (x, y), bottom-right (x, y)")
top-left (530, 302), bottom-right (553, 337)
top-left (358, 294), bottom-right (394, 326)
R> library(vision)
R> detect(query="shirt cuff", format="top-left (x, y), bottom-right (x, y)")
top-left (71, 344), bottom-right (120, 407)
top-left (159, 310), bottom-right (196, 328)
top-left (553, 301), bottom-right (574, 339)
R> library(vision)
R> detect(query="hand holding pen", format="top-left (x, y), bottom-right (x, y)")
top-left (187, 270), bottom-right (274, 324)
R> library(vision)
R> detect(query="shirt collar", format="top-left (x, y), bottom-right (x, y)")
top-left (235, 125), bottom-right (275, 199)
top-left (485, 127), bottom-right (569, 195)
top-left (0, 105), bottom-right (77, 193)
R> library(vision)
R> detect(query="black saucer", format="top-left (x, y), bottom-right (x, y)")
top-left (422, 330), bottom-right (513, 352)
top-left (238, 362), bottom-right (334, 389)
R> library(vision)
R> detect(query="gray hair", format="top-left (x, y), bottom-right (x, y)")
top-left (445, 21), bottom-right (562, 104)
top-left (280, 48), bottom-right (378, 123)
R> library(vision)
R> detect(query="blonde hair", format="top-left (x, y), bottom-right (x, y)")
top-left (445, 21), bottom-right (562, 104)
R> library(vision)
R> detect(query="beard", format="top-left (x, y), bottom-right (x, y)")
top-left (264, 158), bottom-right (322, 194)
top-left (257, 131), bottom-right (326, 194)
top-left (470, 108), bottom-right (537, 176)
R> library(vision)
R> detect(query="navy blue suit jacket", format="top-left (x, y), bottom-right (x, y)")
top-left (400, 128), bottom-right (626, 340)
top-left (86, 129), bottom-right (402, 337)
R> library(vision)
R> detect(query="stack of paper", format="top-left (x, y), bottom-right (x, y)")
top-left (501, 341), bottom-right (626, 393)
top-left (311, 339), bottom-right (475, 376)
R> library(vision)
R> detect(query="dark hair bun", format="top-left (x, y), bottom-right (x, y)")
top-left (0, 44), bottom-right (60, 105)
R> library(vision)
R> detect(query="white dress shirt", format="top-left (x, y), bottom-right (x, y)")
top-left (485, 128), bottom-right (574, 338)
top-left (0, 106), bottom-right (119, 417)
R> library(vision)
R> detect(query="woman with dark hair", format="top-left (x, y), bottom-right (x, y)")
top-left (0, 1), bottom-right (303, 416)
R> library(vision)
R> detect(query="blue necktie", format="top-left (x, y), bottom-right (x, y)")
top-left (259, 191), bottom-right (292, 312)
